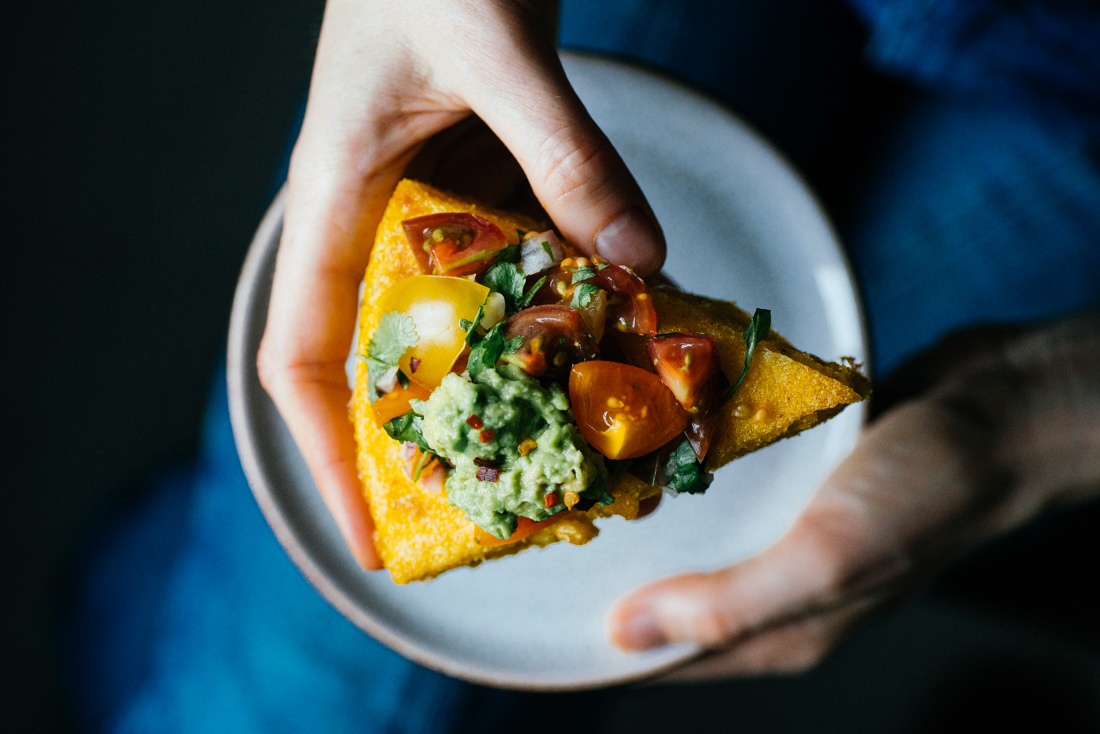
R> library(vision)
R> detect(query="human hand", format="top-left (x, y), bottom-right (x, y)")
top-left (608, 310), bottom-right (1100, 677)
top-left (257, 0), bottom-right (665, 568)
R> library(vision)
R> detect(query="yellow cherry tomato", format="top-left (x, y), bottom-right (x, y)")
top-left (377, 275), bottom-right (489, 388)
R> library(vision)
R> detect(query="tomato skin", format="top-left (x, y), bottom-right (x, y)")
top-left (377, 275), bottom-right (489, 388)
top-left (568, 361), bottom-right (689, 460)
top-left (503, 305), bottom-right (599, 377)
top-left (477, 514), bottom-right (567, 547)
top-left (402, 213), bottom-right (509, 277)
top-left (534, 262), bottom-right (657, 336)
top-left (371, 381), bottom-right (433, 426)
top-left (647, 334), bottom-right (725, 461)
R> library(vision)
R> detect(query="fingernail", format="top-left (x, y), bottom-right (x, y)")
top-left (596, 207), bottom-right (665, 276)
top-left (615, 609), bottom-right (667, 650)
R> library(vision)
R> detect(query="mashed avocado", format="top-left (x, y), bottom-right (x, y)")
top-left (412, 365), bottom-right (607, 539)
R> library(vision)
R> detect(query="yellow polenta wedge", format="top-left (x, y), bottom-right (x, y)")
top-left (352, 179), bottom-right (869, 583)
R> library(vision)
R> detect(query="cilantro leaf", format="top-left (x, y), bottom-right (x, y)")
top-left (570, 282), bottom-right (600, 309)
top-left (541, 240), bottom-right (554, 259)
top-left (364, 311), bottom-right (418, 401)
top-left (595, 262), bottom-right (611, 271)
top-left (383, 411), bottom-right (430, 452)
top-left (369, 311), bottom-right (418, 364)
top-left (467, 322), bottom-right (508, 380)
top-left (496, 243), bottom-right (522, 264)
top-left (502, 335), bottom-right (524, 354)
top-left (482, 262), bottom-right (527, 313)
top-left (516, 275), bottom-right (546, 310)
top-left (571, 265), bottom-right (597, 284)
top-left (657, 438), bottom-right (713, 494)
top-left (462, 302), bottom-right (487, 346)
top-left (723, 308), bottom-right (771, 403)
top-left (580, 471), bottom-right (615, 506)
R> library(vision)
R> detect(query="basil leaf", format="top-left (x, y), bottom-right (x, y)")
top-left (516, 275), bottom-right (547, 310)
top-left (723, 308), bottom-right (771, 403)
top-left (658, 438), bottom-right (713, 494)
top-left (383, 411), bottom-right (430, 452)
top-left (570, 282), bottom-right (600, 309)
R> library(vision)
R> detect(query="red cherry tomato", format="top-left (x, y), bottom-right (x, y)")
top-left (568, 361), bottom-right (688, 459)
top-left (533, 261), bottom-right (657, 336)
top-left (402, 212), bottom-right (510, 277)
top-left (647, 333), bottom-right (725, 461)
top-left (503, 305), bottom-right (599, 377)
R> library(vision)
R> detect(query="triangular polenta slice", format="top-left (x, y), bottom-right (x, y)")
top-left (352, 179), bottom-right (869, 583)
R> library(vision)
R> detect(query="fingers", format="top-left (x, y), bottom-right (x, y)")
top-left (451, 27), bottom-right (665, 275)
top-left (608, 517), bottom-right (857, 651)
top-left (663, 599), bottom-right (873, 680)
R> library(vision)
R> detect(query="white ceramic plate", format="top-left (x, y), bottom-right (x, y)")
top-left (228, 52), bottom-right (869, 690)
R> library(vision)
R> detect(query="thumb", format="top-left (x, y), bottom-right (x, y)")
top-left (607, 532), bottom-right (835, 651)
top-left (469, 56), bottom-right (666, 276)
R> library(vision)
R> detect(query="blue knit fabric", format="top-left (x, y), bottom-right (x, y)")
top-left (67, 1), bottom-right (1100, 731)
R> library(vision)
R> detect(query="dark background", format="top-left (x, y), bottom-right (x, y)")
top-left (2, 2), bottom-right (325, 729)
top-left (3, 2), bottom-right (1098, 732)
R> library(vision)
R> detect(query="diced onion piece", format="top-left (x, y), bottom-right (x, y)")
top-left (520, 231), bottom-right (565, 275)
top-left (375, 365), bottom-right (400, 395)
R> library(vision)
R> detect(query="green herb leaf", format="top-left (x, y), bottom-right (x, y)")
top-left (482, 262), bottom-right (527, 313)
top-left (467, 322), bottom-right (507, 380)
top-left (595, 262), bottom-right (611, 271)
top-left (516, 275), bottom-right (547, 310)
top-left (723, 308), bottom-right (771, 403)
top-left (570, 282), bottom-right (600, 309)
top-left (364, 311), bottom-right (419, 400)
top-left (412, 449), bottom-right (434, 482)
top-left (383, 411), bottom-right (430, 452)
top-left (502, 335), bottom-right (524, 354)
top-left (496, 243), bottom-right (522, 264)
top-left (658, 438), bottom-right (713, 494)
top-left (580, 472), bottom-right (615, 506)
top-left (462, 302), bottom-right (487, 346)
top-left (396, 371), bottom-right (409, 389)
top-left (541, 240), bottom-right (553, 259)
top-left (571, 265), bottom-right (597, 284)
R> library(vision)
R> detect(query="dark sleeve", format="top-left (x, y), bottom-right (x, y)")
top-left (847, 0), bottom-right (1100, 128)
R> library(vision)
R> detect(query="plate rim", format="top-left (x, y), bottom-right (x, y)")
top-left (226, 50), bottom-right (870, 691)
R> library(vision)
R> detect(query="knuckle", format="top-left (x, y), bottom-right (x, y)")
top-left (536, 129), bottom-right (619, 205)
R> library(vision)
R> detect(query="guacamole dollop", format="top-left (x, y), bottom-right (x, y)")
top-left (413, 365), bottom-right (607, 539)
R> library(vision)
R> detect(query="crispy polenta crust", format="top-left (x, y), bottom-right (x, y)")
top-left (352, 179), bottom-right (870, 583)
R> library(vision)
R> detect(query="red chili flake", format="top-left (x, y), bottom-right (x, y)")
top-left (409, 357), bottom-right (421, 373)
top-left (475, 465), bottom-right (501, 482)
top-left (479, 428), bottom-right (496, 443)
top-left (466, 415), bottom-right (484, 430)
top-left (544, 492), bottom-right (560, 509)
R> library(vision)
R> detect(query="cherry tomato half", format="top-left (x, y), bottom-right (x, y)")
top-left (647, 333), bottom-right (725, 461)
top-left (568, 361), bottom-right (688, 460)
top-left (402, 212), bottom-right (510, 277)
top-left (503, 304), bottom-right (599, 377)
top-left (377, 275), bottom-right (489, 388)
